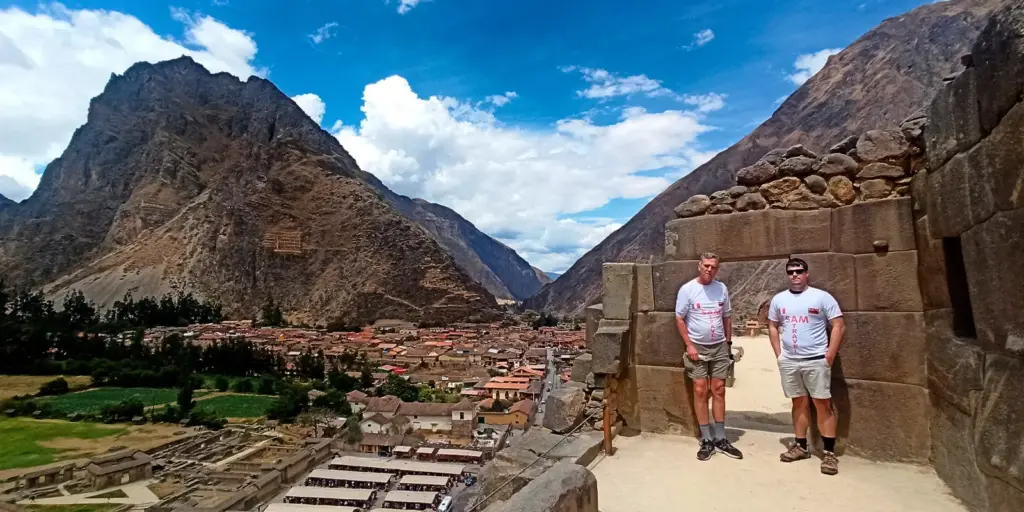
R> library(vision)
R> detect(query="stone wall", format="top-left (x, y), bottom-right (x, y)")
top-left (914, 3), bottom-right (1024, 510)
top-left (604, 197), bottom-right (929, 463)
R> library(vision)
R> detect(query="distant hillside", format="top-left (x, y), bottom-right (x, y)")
top-left (524, 0), bottom-right (1006, 315)
top-left (544, 272), bottom-right (561, 281)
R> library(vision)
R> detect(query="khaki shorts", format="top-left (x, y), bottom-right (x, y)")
top-left (684, 342), bottom-right (731, 380)
top-left (778, 356), bottom-right (832, 399)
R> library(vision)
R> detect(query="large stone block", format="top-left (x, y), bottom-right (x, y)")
top-left (930, 395), bottom-right (990, 512)
top-left (591, 321), bottom-right (628, 375)
top-left (925, 309), bottom-right (985, 414)
top-left (837, 312), bottom-right (925, 386)
top-left (790, 253), bottom-right (856, 312)
top-left (634, 312), bottom-right (684, 368)
top-left (542, 386), bottom-right (586, 434)
top-left (584, 304), bottom-right (603, 347)
top-left (854, 251), bottom-right (924, 312)
top-left (925, 67), bottom-right (982, 172)
top-left (488, 461), bottom-right (599, 512)
top-left (665, 209), bottom-right (830, 261)
top-left (652, 260), bottom-right (699, 312)
top-left (962, 208), bottom-right (1024, 356)
top-left (635, 365), bottom-right (699, 437)
top-left (715, 259), bottom-right (790, 324)
top-left (830, 198), bottom-right (915, 254)
top-left (914, 217), bottom-right (952, 310)
top-left (614, 366), bottom-right (641, 429)
top-left (601, 263), bottom-right (636, 320)
top-left (970, 99), bottom-right (1024, 213)
top-left (972, 1), bottom-right (1024, 135)
top-left (571, 353), bottom-right (592, 384)
top-left (835, 379), bottom-right (930, 463)
top-left (635, 264), bottom-right (654, 312)
top-left (926, 152), bottom-right (996, 238)
top-left (975, 355), bottom-right (1024, 492)
top-left (985, 474), bottom-right (1024, 512)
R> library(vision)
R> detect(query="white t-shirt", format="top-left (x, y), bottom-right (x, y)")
top-left (768, 287), bottom-right (842, 358)
top-left (675, 278), bottom-right (732, 345)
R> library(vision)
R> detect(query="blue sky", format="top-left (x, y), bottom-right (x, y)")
top-left (0, 0), bottom-right (937, 271)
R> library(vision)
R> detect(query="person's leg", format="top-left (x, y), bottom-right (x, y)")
top-left (685, 352), bottom-right (714, 460)
top-left (779, 357), bottom-right (812, 462)
top-left (808, 359), bottom-right (838, 475)
top-left (709, 344), bottom-right (742, 458)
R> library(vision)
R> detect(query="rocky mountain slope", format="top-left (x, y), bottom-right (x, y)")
top-left (525, 0), bottom-right (1006, 316)
top-left (0, 57), bottom-right (504, 326)
top-left (353, 171), bottom-right (544, 301)
top-left (0, 193), bottom-right (12, 209)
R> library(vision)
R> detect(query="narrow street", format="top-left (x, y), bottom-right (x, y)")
top-left (533, 346), bottom-right (558, 428)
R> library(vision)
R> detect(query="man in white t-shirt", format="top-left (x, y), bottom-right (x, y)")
top-left (675, 252), bottom-right (743, 461)
top-left (767, 257), bottom-right (845, 475)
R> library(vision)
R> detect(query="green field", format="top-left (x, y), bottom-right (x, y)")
top-left (0, 418), bottom-right (125, 470)
top-left (195, 394), bottom-right (276, 418)
top-left (37, 387), bottom-right (181, 414)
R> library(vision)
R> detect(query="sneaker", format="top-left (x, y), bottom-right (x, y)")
top-left (697, 439), bottom-right (715, 461)
top-left (821, 451), bottom-right (839, 475)
top-left (714, 438), bottom-right (743, 459)
top-left (780, 443), bottom-right (811, 463)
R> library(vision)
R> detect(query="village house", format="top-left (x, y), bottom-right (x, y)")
top-left (346, 390), bottom-right (369, 414)
top-left (483, 377), bottom-right (531, 401)
top-left (476, 399), bottom-right (535, 429)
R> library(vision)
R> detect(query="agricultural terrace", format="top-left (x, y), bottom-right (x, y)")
top-left (194, 394), bottom-right (276, 418)
top-left (36, 387), bottom-right (182, 414)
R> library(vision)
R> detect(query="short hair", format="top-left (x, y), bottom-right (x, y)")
top-left (699, 252), bottom-right (719, 262)
top-left (786, 258), bottom-right (809, 271)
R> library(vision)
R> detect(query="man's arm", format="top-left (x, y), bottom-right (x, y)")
top-left (676, 315), bottom-right (699, 360)
top-left (768, 320), bottom-right (781, 358)
top-left (724, 316), bottom-right (732, 344)
top-left (825, 317), bottom-right (845, 366)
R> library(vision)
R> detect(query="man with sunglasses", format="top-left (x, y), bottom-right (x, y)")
top-left (675, 252), bottom-right (743, 461)
top-left (768, 258), bottom-right (845, 475)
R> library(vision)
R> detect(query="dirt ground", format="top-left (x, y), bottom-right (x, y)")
top-left (0, 375), bottom-right (92, 400)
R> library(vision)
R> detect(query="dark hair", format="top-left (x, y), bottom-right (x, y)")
top-left (785, 258), bottom-right (809, 271)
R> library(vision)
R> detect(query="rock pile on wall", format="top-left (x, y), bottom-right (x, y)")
top-left (673, 126), bottom-right (926, 218)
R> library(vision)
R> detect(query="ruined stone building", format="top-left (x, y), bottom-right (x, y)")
top-left (85, 450), bottom-right (154, 490)
top-left (587, 5), bottom-right (1024, 511)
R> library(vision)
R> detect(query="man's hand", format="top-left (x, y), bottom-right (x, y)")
top-left (686, 344), bottom-right (700, 361)
top-left (825, 352), bottom-right (836, 367)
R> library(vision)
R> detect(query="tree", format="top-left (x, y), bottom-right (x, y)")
top-left (344, 414), bottom-right (363, 444)
top-left (417, 386), bottom-right (435, 403)
top-left (232, 378), bottom-right (255, 393)
top-left (379, 374), bottom-right (419, 402)
top-left (214, 376), bottom-right (230, 392)
top-left (177, 380), bottom-right (196, 417)
top-left (359, 370), bottom-right (373, 390)
top-left (327, 369), bottom-right (359, 393)
top-left (261, 298), bottom-right (284, 327)
top-left (38, 377), bottom-right (70, 396)
top-left (297, 407), bottom-right (334, 437)
top-left (258, 376), bottom-right (277, 395)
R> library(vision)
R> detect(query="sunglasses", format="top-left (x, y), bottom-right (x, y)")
top-left (786, 269), bottom-right (807, 275)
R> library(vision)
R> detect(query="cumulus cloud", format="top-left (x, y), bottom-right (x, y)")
top-left (308, 22), bottom-right (337, 44)
top-left (787, 48), bottom-right (842, 85)
top-left (562, 66), bottom-right (678, 100)
top-left (291, 93), bottom-right (327, 125)
top-left (684, 29), bottom-right (715, 50)
top-left (331, 76), bottom-right (721, 272)
top-left (485, 91), bottom-right (517, 107)
top-left (0, 3), bottom-right (263, 202)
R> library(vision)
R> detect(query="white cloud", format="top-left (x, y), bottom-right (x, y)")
top-left (395, 0), bottom-right (426, 14)
top-left (563, 66), bottom-right (677, 100)
top-left (684, 29), bottom-right (715, 50)
top-left (787, 48), bottom-right (842, 85)
top-left (331, 76), bottom-right (721, 272)
top-left (485, 91), bottom-right (517, 107)
top-left (682, 93), bottom-right (726, 113)
top-left (0, 4), bottom-right (262, 201)
top-left (291, 93), bottom-right (327, 125)
top-left (308, 22), bottom-right (338, 44)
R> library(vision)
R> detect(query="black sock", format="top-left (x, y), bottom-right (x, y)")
top-left (796, 438), bottom-right (807, 450)
top-left (823, 436), bottom-right (836, 453)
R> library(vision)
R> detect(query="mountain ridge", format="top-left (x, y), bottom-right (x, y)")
top-left (0, 56), bottom-right (505, 326)
top-left (525, 0), bottom-right (1006, 316)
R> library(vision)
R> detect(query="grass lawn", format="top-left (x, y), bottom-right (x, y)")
top-left (0, 375), bottom-right (92, 400)
top-left (37, 387), bottom-right (181, 414)
top-left (195, 393), bottom-right (276, 418)
top-left (0, 418), bottom-right (125, 471)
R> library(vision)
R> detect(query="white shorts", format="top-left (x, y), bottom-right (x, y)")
top-left (778, 356), bottom-right (832, 399)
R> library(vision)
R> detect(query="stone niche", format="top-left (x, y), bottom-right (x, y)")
top-left (606, 195), bottom-right (930, 463)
